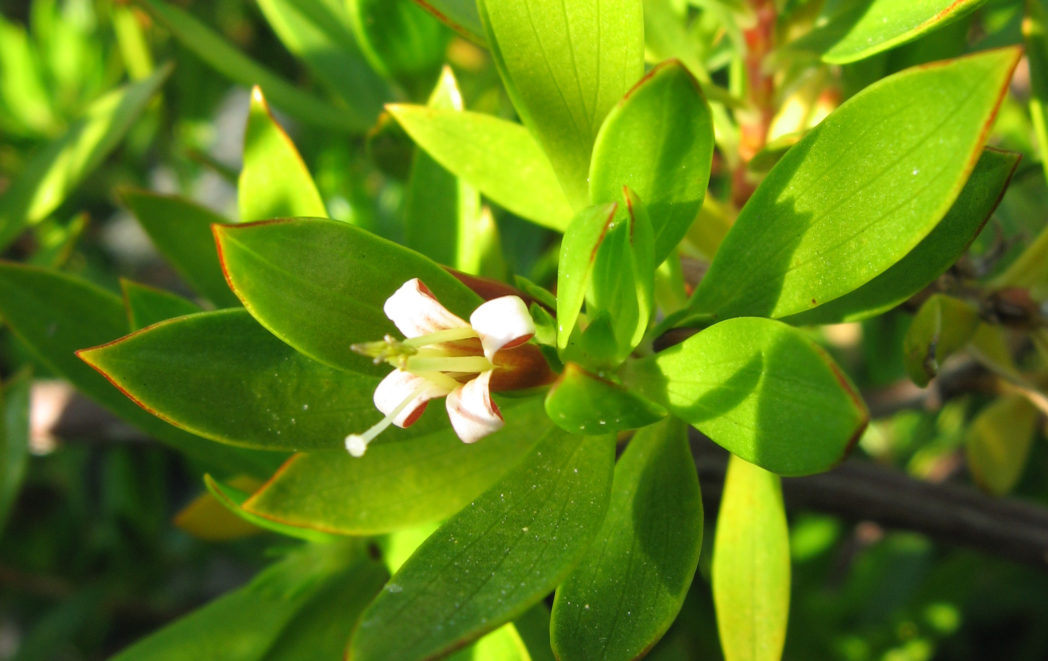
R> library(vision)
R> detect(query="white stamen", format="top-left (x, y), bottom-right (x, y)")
top-left (345, 383), bottom-right (432, 457)
top-left (405, 355), bottom-right (494, 374)
top-left (402, 326), bottom-right (479, 347)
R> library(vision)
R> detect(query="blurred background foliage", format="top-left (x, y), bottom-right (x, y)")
top-left (1, 0), bottom-right (1048, 660)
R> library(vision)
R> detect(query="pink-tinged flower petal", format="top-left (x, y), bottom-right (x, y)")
top-left (469, 296), bottom-right (535, 360)
top-left (445, 370), bottom-right (503, 443)
top-left (384, 278), bottom-right (469, 338)
top-left (374, 369), bottom-right (456, 428)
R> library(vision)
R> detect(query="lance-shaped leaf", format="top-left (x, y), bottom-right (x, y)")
top-left (1026, 0), bottom-right (1048, 186)
top-left (477, 0), bottom-right (644, 207)
top-left (403, 68), bottom-right (487, 272)
top-left (120, 189), bottom-right (241, 308)
top-left (111, 540), bottom-right (388, 661)
top-left (551, 418), bottom-right (702, 659)
top-left (623, 317), bottom-right (868, 476)
top-left (256, 0), bottom-right (388, 123)
top-left (966, 394), bottom-right (1038, 496)
top-left (350, 429), bottom-right (614, 660)
top-left (902, 294), bottom-right (980, 387)
top-left (557, 203), bottom-right (618, 349)
top-left (203, 475), bottom-right (336, 542)
top-left (214, 217), bottom-right (481, 374)
top-left (0, 263), bottom-right (278, 477)
top-left (689, 48), bottom-right (1020, 320)
top-left (784, 148), bottom-right (1019, 325)
top-left (545, 362), bottom-right (665, 434)
top-left (239, 86), bottom-right (327, 222)
top-left (244, 398), bottom-right (550, 534)
top-left (0, 371), bottom-right (30, 533)
top-left (120, 280), bottom-right (201, 330)
top-left (795, 0), bottom-right (988, 64)
top-left (589, 60), bottom-right (714, 264)
top-left (712, 456), bottom-right (790, 661)
top-left (388, 105), bottom-right (574, 230)
top-left (411, 0), bottom-right (486, 45)
top-left (138, 0), bottom-right (365, 131)
top-left (78, 309), bottom-right (381, 452)
top-left (0, 64), bottom-right (170, 251)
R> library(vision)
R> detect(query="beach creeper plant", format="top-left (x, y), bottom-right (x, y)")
top-left (0, 0), bottom-right (1035, 659)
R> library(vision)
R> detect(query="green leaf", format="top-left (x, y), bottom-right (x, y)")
top-left (256, 0), bottom-right (388, 123)
top-left (347, 0), bottom-right (448, 79)
top-left (551, 418), bottom-right (702, 659)
top-left (403, 68), bottom-right (487, 272)
top-left (0, 64), bottom-right (170, 251)
top-left (244, 398), bottom-right (551, 534)
top-left (239, 86), bottom-right (327, 222)
top-left (137, 0), bottom-right (365, 132)
top-left (712, 455), bottom-right (790, 661)
top-left (966, 394), bottom-right (1038, 496)
top-left (388, 104), bottom-right (574, 230)
top-left (0, 15), bottom-right (59, 136)
top-left (796, 0), bottom-right (989, 64)
top-left (78, 309), bottom-right (380, 451)
top-left (556, 203), bottom-right (618, 350)
top-left (545, 362), bottom-right (666, 434)
top-left (477, 0), bottom-right (645, 207)
top-left (1026, 0), bottom-right (1048, 186)
top-left (589, 60), bottom-right (714, 264)
top-left (350, 429), bottom-right (615, 660)
top-left (783, 148), bottom-right (1020, 324)
top-left (203, 474), bottom-right (336, 542)
top-left (119, 189), bottom-right (241, 308)
top-left (623, 317), bottom-right (868, 476)
top-left (214, 217), bottom-right (481, 374)
top-left (0, 371), bottom-right (30, 534)
top-left (411, 0), bottom-right (486, 44)
top-left (0, 262), bottom-right (279, 477)
top-left (111, 540), bottom-right (387, 661)
top-left (902, 294), bottom-right (980, 387)
top-left (689, 48), bottom-right (1020, 320)
top-left (120, 280), bottom-right (201, 330)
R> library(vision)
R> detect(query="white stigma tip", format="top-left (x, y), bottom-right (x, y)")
top-left (345, 434), bottom-right (368, 457)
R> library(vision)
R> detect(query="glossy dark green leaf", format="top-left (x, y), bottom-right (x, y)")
top-left (0, 371), bottom-right (30, 533)
top-left (545, 363), bottom-right (665, 434)
top-left (478, 0), bottom-right (644, 207)
top-left (551, 418), bottom-right (702, 660)
top-left (111, 540), bottom-right (387, 660)
top-left (239, 86), bottom-right (327, 222)
top-left (256, 0), bottom-right (388, 123)
top-left (0, 263), bottom-right (278, 477)
top-left (120, 189), bottom-right (241, 308)
top-left (244, 398), bottom-right (550, 534)
top-left (783, 148), bottom-right (1019, 324)
top-left (214, 217), bottom-right (481, 374)
top-left (796, 0), bottom-right (988, 64)
top-left (712, 456), bottom-right (790, 661)
top-left (902, 294), bottom-right (980, 387)
top-left (0, 64), bottom-right (170, 250)
top-left (347, 0), bottom-right (448, 79)
top-left (203, 475), bottom-right (335, 542)
top-left (121, 280), bottom-right (201, 331)
top-left (78, 309), bottom-right (380, 451)
top-left (690, 48), bottom-right (1020, 320)
top-left (140, 0), bottom-right (365, 131)
top-left (623, 317), bottom-right (868, 476)
top-left (589, 60), bottom-right (714, 264)
top-left (350, 429), bottom-right (615, 659)
top-left (966, 394), bottom-right (1038, 496)
top-left (411, 0), bottom-right (485, 44)
top-left (388, 104), bottom-right (574, 230)
top-left (556, 203), bottom-right (618, 349)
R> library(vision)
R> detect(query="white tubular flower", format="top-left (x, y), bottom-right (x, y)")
top-left (345, 278), bottom-right (541, 457)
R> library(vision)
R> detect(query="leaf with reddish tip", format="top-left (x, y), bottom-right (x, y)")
top-left (78, 309), bottom-right (384, 452)
top-left (556, 203), bottom-right (618, 350)
top-left (203, 474), bottom-right (336, 542)
top-left (244, 397), bottom-right (550, 534)
top-left (689, 48), bottom-right (1021, 320)
top-left (622, 317), bottom-right (867, 476)
top-left (239, 86), bottom-right (327, 222)
top-left (214, 217), bottom-right (481, 374)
